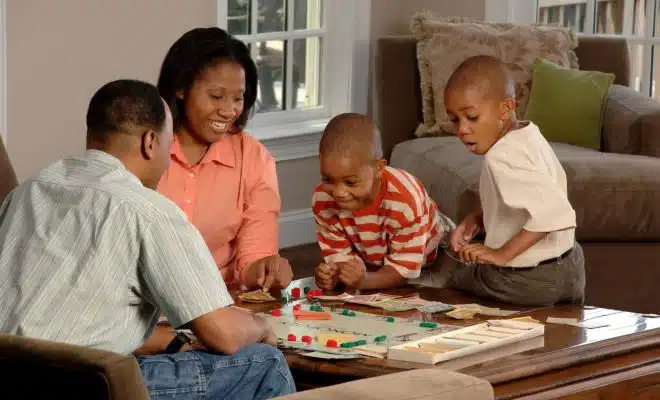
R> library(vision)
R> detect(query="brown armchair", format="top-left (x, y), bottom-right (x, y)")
top-left (0, 135), bottom-right (17, 203)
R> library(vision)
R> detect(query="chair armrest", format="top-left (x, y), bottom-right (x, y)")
top-left (0, 333), bottom-right (149, 400)
top-left (602, 84), bottom-right (660, 158)
top-left (274, 369), bottom-right (494, 400)
top-left (0, 135), bottom-right (17, 203)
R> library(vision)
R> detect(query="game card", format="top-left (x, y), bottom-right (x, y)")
top-left (238, 289), bottom-right (277, 303)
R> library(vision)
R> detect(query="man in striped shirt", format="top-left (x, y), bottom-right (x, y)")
top-left (0, 80), bottom-right (295, 399)
top-left (313, 113), bottom-right (455, 291)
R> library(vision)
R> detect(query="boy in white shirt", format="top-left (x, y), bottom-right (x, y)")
top-left (444, 55), bottom-right (585, 306)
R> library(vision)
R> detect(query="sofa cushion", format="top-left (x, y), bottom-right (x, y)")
top-left (525, 58), bottom-right (615, 150)
top-left (274, 369), bottom-right (493, 400)
top-left (410, 12), bottom-right (578, 138)
top-left (390, 137), bottom-right (660, 241)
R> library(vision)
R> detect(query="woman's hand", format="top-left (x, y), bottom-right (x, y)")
top-left (245, 255), bottom-right (293, 291)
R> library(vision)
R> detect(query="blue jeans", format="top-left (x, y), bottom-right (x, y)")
top-left (136, 343), bottom-right (296, 399)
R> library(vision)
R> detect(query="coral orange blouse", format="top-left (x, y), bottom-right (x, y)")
top-left (157, 132), bottom-right (281, 283)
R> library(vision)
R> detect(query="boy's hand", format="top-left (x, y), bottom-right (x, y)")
top-left (450, 213), bottom-right (482, 252)
top-left (338, 259), bottom-right (367, 288)
top-left (315, 262), bottom-right (339, 291)
top-left (458, 243), bottom-right (506, 266)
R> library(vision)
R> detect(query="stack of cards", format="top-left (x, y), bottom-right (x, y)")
top-left (238, 289), bottom-right (277, 303)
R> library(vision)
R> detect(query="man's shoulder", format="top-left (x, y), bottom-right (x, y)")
top-left (32, 155), bottom-right (188, 224)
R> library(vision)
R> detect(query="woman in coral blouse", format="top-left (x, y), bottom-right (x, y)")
top-left (156, 27), bottom-right (293, 290)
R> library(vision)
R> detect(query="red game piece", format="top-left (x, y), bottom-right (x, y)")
top-left (271, 309), bottom-right (282, 317)
top-left (287, 333), bottom-right (296, 342)
top-left (293, 304), bottom-right (301, 311)
top-left (291, 288), bottom-right (301, 298)
top-left (326, 339), bottom-right (338, 348)
top-left (301, 335), bottom-right (312, 344)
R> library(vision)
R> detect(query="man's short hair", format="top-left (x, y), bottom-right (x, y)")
top-left (86, 79), bottom-right (166, 141)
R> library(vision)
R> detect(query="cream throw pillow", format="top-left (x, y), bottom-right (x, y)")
top-left (411, 13), bottom-right (579, 137)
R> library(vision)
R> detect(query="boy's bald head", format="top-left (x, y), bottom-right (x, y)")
top-left (445, 55), bottom-right (515, 101)
top-left (319, 113), bottom-right (383, 163)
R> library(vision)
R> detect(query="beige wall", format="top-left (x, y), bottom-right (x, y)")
top-left (8, 0), bottom-right (217, 181)
top-left (7, 0), bottom-right (485, 214)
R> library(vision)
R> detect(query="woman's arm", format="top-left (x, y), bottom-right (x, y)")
top-left (235, 145), bottom-right (282, 285)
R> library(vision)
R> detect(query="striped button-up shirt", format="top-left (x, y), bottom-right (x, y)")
top-left (0, 150), bottom-right (233, 355)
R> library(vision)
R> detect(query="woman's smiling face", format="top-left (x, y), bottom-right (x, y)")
top-left (182, 61), bottom-right (246, 143)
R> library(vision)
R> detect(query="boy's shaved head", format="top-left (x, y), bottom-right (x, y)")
top-left (445, 55), bottom-right (516, 101)
top-left (319, 113), bottom-right (383, 163)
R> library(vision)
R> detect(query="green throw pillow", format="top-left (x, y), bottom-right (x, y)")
top-left (524, 58), bottom-right (615, 150)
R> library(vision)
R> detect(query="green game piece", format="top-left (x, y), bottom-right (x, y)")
top-left (349, 311), bottom-right (356, 317)
top-left (386, 317), bottom-right (395, 322)
top-left (375, 335), bottom-right (387, 342)
top-left (342, 309), bottom-right (350, 316)
top-left (303, 287), bottom-right (310, 294)
top-left (419, 322), bottom-right (438, 328)
top-left (356, 340), bottom-right (367, 346)
top-left (280, 296), bottom-right (288, 302)
top-left (340, 342), bottom-right (351, 348)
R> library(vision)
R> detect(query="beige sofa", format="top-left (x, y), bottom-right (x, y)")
top-left (374, 35), bottom-right (660, 314)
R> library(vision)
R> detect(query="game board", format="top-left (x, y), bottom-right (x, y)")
top-left (262, 304), bottom-right (460, 356)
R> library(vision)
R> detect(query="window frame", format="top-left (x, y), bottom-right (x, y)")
top-left (536, 0), bottom-right (660, 97)
top-left (216, 0), bottom-right (369, 141)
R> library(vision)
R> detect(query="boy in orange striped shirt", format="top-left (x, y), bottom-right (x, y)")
top-left (312, 113), bottom-right (456, 291)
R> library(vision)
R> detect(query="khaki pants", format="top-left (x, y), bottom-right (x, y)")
top-left (449, 243), bottom-right (586, 307)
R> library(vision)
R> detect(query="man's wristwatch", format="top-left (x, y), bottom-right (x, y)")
top-left (165, 331), bottom-right (193, 354)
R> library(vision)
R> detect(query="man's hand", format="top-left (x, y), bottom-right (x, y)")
top-left (458, 243), bottom-right (506, 266)
top-left (338, 259), bottom-right (367, 288)
top-left (260, 327), bottom-right (278, 346)
top-left (245, 255), bottom-right (293, 291)
top-left (315, 262), bottom-right (339, 291)
top-left (450, 212), bottom-right (482, 252)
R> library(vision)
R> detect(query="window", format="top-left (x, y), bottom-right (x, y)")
top-left (537, 0), bottom-right (660, 99)
top-left (217, 0), bottom-right (367, 140)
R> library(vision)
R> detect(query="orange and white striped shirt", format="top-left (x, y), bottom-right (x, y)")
top-left (312, 166), bottom-right (454, 279)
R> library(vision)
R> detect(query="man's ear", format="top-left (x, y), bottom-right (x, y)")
top-left (499, 97), bottom-right (516, 121)
top-left (141, 130), bottom-right (158, 160)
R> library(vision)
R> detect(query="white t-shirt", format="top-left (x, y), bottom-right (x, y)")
top-left (480, 121), bottom-right (576, 267)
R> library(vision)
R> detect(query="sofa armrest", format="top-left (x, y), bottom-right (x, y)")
top-left (602, 84), bottom-right (660, 158)
top-left (0, 333), bottom-right (149, 400)
top-left (274, 369), bottom-right (494, 400)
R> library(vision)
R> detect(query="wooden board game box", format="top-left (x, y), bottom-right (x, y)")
top-left (387, 319), bottom-right (545, 365)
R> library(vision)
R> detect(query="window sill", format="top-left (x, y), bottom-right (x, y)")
top-left (248, 118), bottom-right (329, 162)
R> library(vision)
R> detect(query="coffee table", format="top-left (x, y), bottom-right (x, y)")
top-left (236, 280), bottom-right (660, 399)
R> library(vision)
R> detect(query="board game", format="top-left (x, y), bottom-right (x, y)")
top-left (262, 303), bottom-right (460, 357)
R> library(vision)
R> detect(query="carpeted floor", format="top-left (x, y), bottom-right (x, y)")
top-left (280, 242), bottom-right (323, 279)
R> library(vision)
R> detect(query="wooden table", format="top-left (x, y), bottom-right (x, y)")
top-left (236, 280), bottom-right (660, 399)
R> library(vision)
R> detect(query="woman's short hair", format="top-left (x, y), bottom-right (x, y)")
top-left (157, 27), bottom-right (258, 133)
